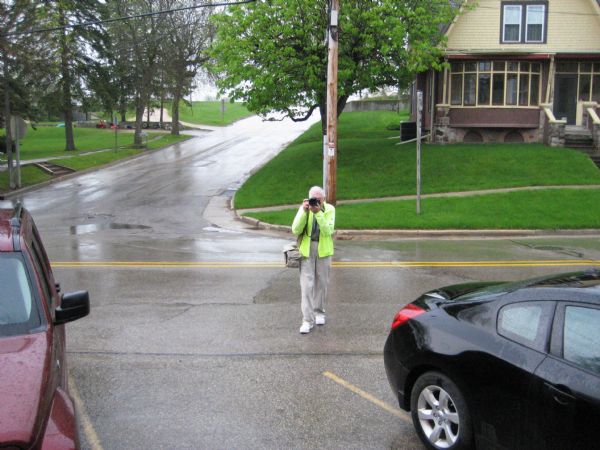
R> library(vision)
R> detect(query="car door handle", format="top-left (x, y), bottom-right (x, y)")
top-left (544, 382), bottom-right (576, 406)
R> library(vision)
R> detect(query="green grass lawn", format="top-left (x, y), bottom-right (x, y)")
top-left (0, 126), bottom-right (189, 160)
top-left (52, 148), bottom-right (143, 171)
top-left (167, 100), bottom-right (254, 126)
top-left (0, 127), bottom-right (178, 160)
top-left (244, 189), bottom-right (600, 230)
top-left (3, 126), bottom-right (134, 159)
top-left (0, 129), bottom-right (191, 192)
top-left (52, 134), bottom-right (191, 171)
top-left (234, 110), bottom-right (600, 209)
top-left (0, 166), bottom-right (53, 191)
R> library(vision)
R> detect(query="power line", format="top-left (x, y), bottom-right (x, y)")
top-left (1, 0), bottom-right (256, 38)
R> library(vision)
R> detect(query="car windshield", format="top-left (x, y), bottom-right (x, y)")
top-left (0, 253), bottom-right (43, 337)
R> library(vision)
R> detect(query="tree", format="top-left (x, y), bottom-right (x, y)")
top-left (1, 0), bottom-right (52, 187)
top-left (109, 0), bottom-right (167, 147)
top-left (209, 0), bottom-right (462, 134)
top-left (161, 0), bottom-right (214, 136)
top-left (41, 0), bottom-right (108, 151)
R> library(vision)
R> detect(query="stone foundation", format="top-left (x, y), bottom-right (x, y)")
top-left (593, 123), bottom-right (600, 153)
top-left (548, 122), bottom-right (566, 147)
top-left (433, 105), bottom-right (543, 144)
top-left (434, 125), bottom-right (541, 144)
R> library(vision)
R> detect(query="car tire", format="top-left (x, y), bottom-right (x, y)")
top-left (410, 371), bottom-right (473, 450)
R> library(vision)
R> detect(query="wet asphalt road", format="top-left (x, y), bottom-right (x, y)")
top-left (4, 116), bottom-right (600, 449)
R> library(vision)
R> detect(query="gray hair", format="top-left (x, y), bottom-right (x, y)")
top-left (309, 186), bottom-right (325, 199)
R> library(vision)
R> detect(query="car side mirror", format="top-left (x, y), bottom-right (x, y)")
top-left (54, 290), bottom-right (90, 325)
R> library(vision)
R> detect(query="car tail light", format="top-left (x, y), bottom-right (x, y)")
top-left (391, 303), bottom-right (426, 330)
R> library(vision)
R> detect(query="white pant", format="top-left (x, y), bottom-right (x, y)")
top-left (300, 241), bottom-right (331, 324)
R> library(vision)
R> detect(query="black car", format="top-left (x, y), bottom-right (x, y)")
top-left (384, 270), bottom-right (600, 450)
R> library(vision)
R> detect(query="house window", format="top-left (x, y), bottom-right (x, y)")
top-left (525, 5), bottom-right (544, 42)
top-left (449, 60), bottom-right (541, 107)
top-left (503, 5), bottom-right (521, 42)
top-left (501, 2), bottom-right (547, 44)
top-left (556, 61), bottom-right (600, 103)
top-left (593, 75), bottom-right (600, 103)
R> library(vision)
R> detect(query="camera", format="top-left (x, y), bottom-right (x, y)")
top-left (308, 197), bottom-right (320, 207)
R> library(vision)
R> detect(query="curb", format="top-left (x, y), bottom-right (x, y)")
top-left (235, 212), bottom-right (600, 240)
top-left (0, 135), bottom-right (195, 201)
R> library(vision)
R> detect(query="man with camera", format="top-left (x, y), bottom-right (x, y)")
top-left (291, 186), bottom-right (336, 334)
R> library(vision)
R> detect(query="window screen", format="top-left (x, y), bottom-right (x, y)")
top-left (526, 5), bottom-right (544, 42)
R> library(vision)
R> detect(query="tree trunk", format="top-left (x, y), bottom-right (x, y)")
top-left (159, 95), bottom-right (164, 128)
top-left (134, 97), bottom-right (145, 147)
top-left (146, 94), bottom-right (151, 128)
top-left (319, 104), bottom-right (327, 136)
top-left (59, 6), bottom-right (76, 151)
top-left (171, 87), bottom-right (182, 136)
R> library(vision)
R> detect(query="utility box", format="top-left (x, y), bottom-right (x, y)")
top-left (400, 121), bottom-right (417, 141)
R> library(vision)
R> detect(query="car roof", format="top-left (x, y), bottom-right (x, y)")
top-left (495, 270), bottom-right (600, 305)
top-left (445, 269), bottom-right (600, 307)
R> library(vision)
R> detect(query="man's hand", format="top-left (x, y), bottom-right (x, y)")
top-left (302, 199), bottom-right (310, 211)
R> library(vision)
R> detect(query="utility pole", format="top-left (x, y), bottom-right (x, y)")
top-left (3, 49), bottom-right (14, 190)
top-left (416, 91), bottom-right (423, 215)
top-left (325, 0), bottom-right (339, 204)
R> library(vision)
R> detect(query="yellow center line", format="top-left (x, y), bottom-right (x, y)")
top-left (323, 371), bottom-right (411, 423)
top-left (50, 260), bottom-right (600, 269)
top-left (68, 375), bottom-right (104, 450)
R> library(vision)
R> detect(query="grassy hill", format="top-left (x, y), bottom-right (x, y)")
top-left (237, 110), bottom-right (600, 230)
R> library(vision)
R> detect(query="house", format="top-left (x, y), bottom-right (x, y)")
top-left (413, 0), bottom-right (600, 151)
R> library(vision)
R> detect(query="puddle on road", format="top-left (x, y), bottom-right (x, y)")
top-left (69, 223), bottom-right (152, 235)
top-left (202, 226), bottom-right (241, 234)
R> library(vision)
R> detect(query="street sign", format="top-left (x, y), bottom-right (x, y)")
top-left (9, 116), bottom-right (26, 189)
top-left (10, 116), bottom-right (27, 140)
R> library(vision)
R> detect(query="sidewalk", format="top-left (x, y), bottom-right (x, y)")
top-left (145, 106), bottom-right (220, 132)
top-left (236, 184), bottom-right (600, 213)
top-left (233, 185), bottom-right (600, 239)
top-left (0, 148), bottom-right (123, 172)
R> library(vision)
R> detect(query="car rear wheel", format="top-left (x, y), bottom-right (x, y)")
top-left (410, 371), bottom-right (473, 450)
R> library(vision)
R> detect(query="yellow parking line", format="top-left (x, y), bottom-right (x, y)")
top-left (69, 375), bottom-right (104, 450)
top-left (323, 371), bottom-right (411, 423)
top-left (51, 260), bottom-right (600, 269)
top-left (52, 261), bottom-right (282, 268)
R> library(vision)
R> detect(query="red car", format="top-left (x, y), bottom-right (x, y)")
top-left (0, 204), bottom-right (89, 449)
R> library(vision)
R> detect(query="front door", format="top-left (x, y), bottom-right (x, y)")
top-left (554, 74), bottom-right (577, 124)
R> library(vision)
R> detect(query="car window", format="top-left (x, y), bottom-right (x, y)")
top-left (0, 253), bottom-right (43, 336)
top-left (563, 306), bottom-right (600, 375)
top-left (497, 302), bottom-right (554, 352)
top-left (28, 241), bottom-right (52, 308)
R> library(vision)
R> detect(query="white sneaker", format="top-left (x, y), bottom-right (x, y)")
top-left (299, 321), bottom-right (313, 334)
top-left (315, 314), bottom-right (326, 325)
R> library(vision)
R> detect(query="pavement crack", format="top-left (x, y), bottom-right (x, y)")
top-left (510, 240), bottom-right (587, 259)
